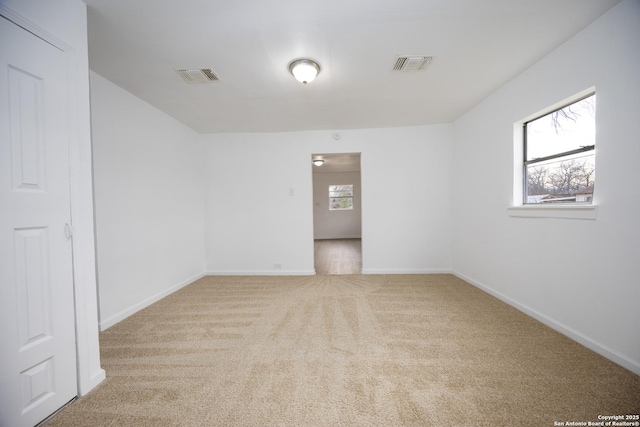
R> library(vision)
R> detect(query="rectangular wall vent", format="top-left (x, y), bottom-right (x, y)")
top-left (175, 68), bottom-right (219, 83)
top-left (393, 56), bottom-right (434, 71)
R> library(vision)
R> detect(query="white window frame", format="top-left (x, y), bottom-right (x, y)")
top-left (508, 88), bottom-right (598, 220)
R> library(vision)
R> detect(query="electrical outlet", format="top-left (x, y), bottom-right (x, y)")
top-left (274, 263), bottom-right (282, 269)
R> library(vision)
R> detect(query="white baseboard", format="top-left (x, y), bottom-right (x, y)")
top-left (99, 272), bottom-right (205, 331)
top-left (361, 268), bottom-right (452, 275)
top-left (453, 270), bottom-right (640, 376)
top-left (84, 369), bottom-right (106, 396)
top-left (205, 270), bottom-right (316, 276)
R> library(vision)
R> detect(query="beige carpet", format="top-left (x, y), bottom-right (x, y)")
top-left (44, 275), bottom-right (640, 426)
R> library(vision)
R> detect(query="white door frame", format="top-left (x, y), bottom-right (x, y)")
top-left (311, 152), bottom-right (363, 272)
top-left (0, 2), bottom-right (105, 397)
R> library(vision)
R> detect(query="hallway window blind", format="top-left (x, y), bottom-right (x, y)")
top-left (329, 185), bottom-right (353, 210)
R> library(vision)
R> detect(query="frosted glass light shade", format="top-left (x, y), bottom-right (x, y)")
top-left (289, 59), bottom-right (320, 84)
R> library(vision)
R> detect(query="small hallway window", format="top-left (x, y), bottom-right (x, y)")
top-left (329, 185), bottom-right (353, 210)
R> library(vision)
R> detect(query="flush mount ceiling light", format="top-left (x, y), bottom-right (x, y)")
top-left (313, 159), bottom-right (324, 166)
top-left (289, 59), bottom-right (321, 84)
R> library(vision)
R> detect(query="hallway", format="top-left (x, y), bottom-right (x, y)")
top-left (314, 239), bottom-right (362, 275)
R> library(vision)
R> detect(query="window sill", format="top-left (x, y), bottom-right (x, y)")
top-left (507, 204), bottom-right (598, 220)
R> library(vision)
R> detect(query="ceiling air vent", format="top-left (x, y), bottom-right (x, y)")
top-left (175, 68), bottom-right (219, 83)
top-left (393, 56), bottom-right (434, 71)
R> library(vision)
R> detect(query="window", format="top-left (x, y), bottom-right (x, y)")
top-left (329, 185), bottom-right (353, 210)
top-left (523, 93), bottom-right (596, 204)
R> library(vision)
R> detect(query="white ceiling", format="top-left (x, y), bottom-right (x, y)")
top-left (312, 153), bottom-right (361, 173)
top-left (84, 0), bottom-right (620, 134)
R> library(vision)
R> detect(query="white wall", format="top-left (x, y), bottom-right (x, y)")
top-left (313, 171), bottom-right (362, 239)
top-left (203, 125), bottom-right (453, 275)
top-left (452, 0), bottom-right (640, 374)
top-left (90, 72), bottom-right (205, 329)
top-left (0, 0), bottom-right (105, 395)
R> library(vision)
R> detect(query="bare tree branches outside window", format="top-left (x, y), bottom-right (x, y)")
top-left (524, 94), bottom-right (596, 203)
top-left (549, 95), bottom-right (595, 133)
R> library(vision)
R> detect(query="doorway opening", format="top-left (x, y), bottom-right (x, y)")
top-left (311, 153), bottom-right (362, 274)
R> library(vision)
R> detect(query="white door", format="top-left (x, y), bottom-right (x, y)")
top-left (0, 17), bottom-right (78, 427)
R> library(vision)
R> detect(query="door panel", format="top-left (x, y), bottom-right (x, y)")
top-left (0, 17), bottom-right (77, 427)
